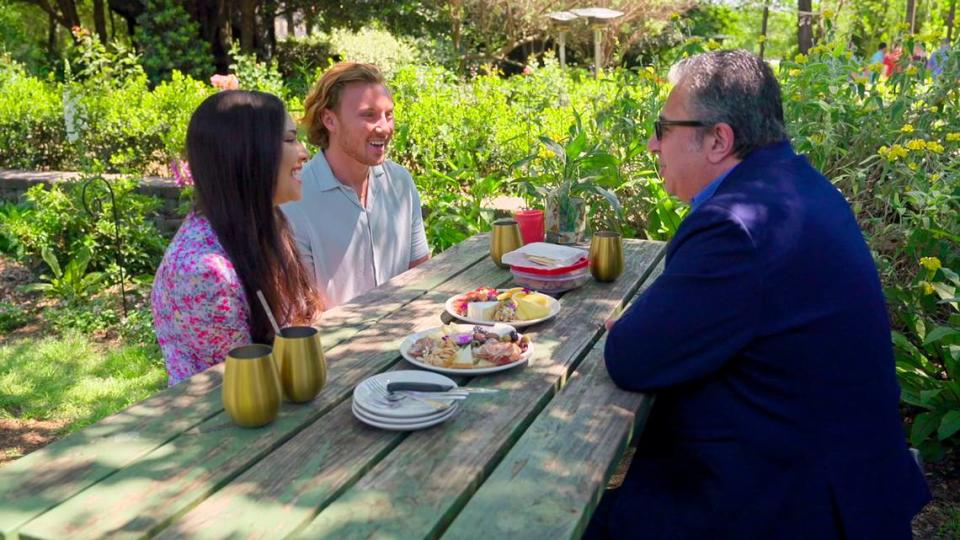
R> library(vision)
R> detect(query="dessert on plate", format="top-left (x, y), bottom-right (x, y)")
top-left (407, 324), bottom-right (531, 369)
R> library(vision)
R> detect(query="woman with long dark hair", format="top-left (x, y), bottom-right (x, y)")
top-left (152, 90), bottom-right (322, 386)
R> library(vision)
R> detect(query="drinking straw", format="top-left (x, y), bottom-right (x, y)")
top-left (256, 290), bottom-right (281, 336)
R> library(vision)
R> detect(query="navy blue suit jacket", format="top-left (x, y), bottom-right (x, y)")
top-left (598, 142), bottom-right (929, 539)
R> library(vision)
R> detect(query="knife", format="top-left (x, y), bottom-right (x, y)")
top-left (386, 382), bottom-right (499, 394)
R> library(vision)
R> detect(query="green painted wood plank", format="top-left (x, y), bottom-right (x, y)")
top-left (292, 240), bottom-right (666, 540)
top-left (0, 234), bottom-right (488, 540)
top-left (17, 257), bottom-right (514, 540)
top-left (151, 261), bottom-right (521, 540)
top-left (442, 261), bottom-right (666, 540)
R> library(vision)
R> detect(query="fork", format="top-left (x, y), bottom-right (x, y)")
top-left (369, 379), bottom-right (453, 411)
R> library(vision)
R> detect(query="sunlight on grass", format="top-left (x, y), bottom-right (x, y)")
top-left (0, 332), bottom-right (166, 433)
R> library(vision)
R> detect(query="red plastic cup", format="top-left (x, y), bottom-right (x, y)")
top-left (514, 209), bottom-right (545, 245)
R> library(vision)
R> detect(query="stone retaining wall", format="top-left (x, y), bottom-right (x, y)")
top-left (0, 169), bottom-right (185, 233)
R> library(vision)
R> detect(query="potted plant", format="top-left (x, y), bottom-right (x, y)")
top-left (514, 117), bottom-right (622, 244)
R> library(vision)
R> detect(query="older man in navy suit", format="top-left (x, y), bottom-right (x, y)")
top-left (586, 50), bottom-right (929, 539)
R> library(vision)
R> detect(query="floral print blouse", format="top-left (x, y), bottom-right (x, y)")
top-left (152, 212), bottom-right (251, 386)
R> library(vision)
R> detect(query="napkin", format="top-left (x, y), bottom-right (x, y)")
top-left (501, 242), bottom-right (588, 269)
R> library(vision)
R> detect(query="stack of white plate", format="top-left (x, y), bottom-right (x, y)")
top-left (352, 370), bottom-right (461, 431)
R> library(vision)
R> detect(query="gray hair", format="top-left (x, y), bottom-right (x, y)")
top-left (668, 50), bottom-right (787, 158)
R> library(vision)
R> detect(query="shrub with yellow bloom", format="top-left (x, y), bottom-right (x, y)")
top-left (794, 53), bottom-right (808, 64)
top-left (920, 281), bottom-right (935, 295)
top-left (878, 144), bottom-right (909, 161)
top-left (946, 133), bottom-right (960, 142)
top-left (926, 141), bottom-right (944, 153)
top-left (788, 69), bottom-right (801, 78)
top-left (920, 257), bottom-right (942, 272)
top-left (822, 9), bottom-right (835, 19)
top-left (901, 124), bottom-right (914, 134)
top-left (905, 139), bottom-right (926, 151)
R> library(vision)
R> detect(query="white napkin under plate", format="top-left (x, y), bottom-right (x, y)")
top-left (501, 242), bottom-right (588, 269)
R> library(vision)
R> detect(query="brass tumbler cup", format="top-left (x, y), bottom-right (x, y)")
top-left (589, 231), bottom-right (624, 283)
top-left (491, 218), bottom-right (523, 268)
top-left (223, 344), bottom-right (282, 428)
top-left (273, 326), bottom-right (326, 403)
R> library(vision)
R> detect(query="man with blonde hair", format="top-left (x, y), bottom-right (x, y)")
top-left (282, 62), bottom-right (429, 308)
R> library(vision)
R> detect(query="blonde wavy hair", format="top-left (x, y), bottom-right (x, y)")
top-left (301, 62), bottom-right (387, 149)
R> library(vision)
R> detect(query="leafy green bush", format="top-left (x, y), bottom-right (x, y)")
top-left (136, 0), bottom-right (213, 85)
top-left (3, 177), bottom-right (167, 280)
top-left (325, 25), bottom-right (422, 76)
top-left (275, 36), bottom-right (337, 98)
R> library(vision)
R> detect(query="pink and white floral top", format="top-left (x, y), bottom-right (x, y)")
top-left (151, 212), bottom-right (251, 386)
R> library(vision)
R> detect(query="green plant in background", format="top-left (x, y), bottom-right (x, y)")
top-left (515, 116), bottom-right (622, 243)
top-left (0, 302), bottom-right (30, 333)
top-left (23, 246), bottom-right (105, 303)
top-left (230, 44), bottom-right (287, 99)
top-left (136, 0), bottom-right (213, 86)
top-left (890, 256), bottom-right (960, 460)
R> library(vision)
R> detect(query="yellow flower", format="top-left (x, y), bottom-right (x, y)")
top-left (845, 51), bottom-right (854, 60)
top-left (877, 145), bottom-right (890, 157)
top-left (927, 141), bottom-right (944, 153)
top-left (671, 12), bottom-right (681, 21)
top-left (795, 53), bottom-right (808, 64)
top-left (928, 105), bottom-right (939, 113)
top-left (930, 172), bottom-right (941, 182)
top-left (920, 257), bottom-right (941, 271)
top-left (885, 144), bottom-right (909, 161)
top-left (907, 161), bottom-right (919, 171)
top-left (822, 9), bottom-right (835, 19)
top-left (920, 281), bottom-right (935, 295)
top-left (905, 138), bottom-right (926, 151)
top-left (706, 40), bottom-right (721, 51)
top-left (788, 69), bottom-right (801, 77)
top-left (906, 65), bottom-right (918, 76)
top-left (901, 124), bottom-right (914, 134)
top-left (757, 35), bottom-right (766, 44)
top-left (946, 132), bottom-right (960, 142)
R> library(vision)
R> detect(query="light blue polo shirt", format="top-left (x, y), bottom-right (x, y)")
top-left (281, 151), bottom-right (429, 308)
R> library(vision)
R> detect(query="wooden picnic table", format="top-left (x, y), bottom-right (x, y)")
top-left (0, 234), bottom-right (665, 540)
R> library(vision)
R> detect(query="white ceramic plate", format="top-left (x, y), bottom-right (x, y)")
top-left (444, 290), bottom-right (561, 328)
top-left (351, 401), bottom-right (459, 431)
top-left (353, 370), bottom-right (459, 419)
top-left (399, 325), bottom-right (533, 376)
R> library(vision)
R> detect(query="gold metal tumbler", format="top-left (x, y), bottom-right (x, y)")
top-left (589, 231), bottom-right (624, 283)
top-left (491, 218), bottom-right (523, 268)
top-left (273, 326), bottom-right (326, 403)
top-left (222, 344), bottom-right (282, 428)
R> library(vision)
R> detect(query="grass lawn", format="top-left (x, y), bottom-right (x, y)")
top-left (0, 331), bottom-right (166, 433)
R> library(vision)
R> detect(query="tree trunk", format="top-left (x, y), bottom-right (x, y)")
top-left (47, 11), bottom-right (57, 54)
top-left (56, 0), bottom-right (80, 28)
top-left (93, 0), bottom-right (108, 43)
top-left (948, 0), bottom-right (956, 42)
top-left (759, 0), bottom-right (770, 59)
top-left (798, 0), bottom-right (813, 53)
top-left (906, 0), bottom-right (916, 33)
top-left (240, 0), bottom-right (255, 53)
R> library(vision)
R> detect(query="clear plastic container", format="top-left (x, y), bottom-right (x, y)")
top-left (510, 258), bottom-right (591, 294)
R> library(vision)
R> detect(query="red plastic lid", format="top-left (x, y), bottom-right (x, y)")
top-left (510, 257), bottom-right (589, 275)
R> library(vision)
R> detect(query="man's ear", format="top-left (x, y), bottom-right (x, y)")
top-left (707, 122), bottom-right (736, 164)
top-left (321, 109), bottom-right (337, 132)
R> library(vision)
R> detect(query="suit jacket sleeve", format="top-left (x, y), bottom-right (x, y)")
top-left (605, 204), bottom-right (761, 392)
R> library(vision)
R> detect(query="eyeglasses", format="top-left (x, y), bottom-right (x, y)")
top-left (654, 117), bottom-right (710, 140)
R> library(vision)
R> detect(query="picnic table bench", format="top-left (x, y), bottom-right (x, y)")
top-left (0, 233), bottom-right (665, 539)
